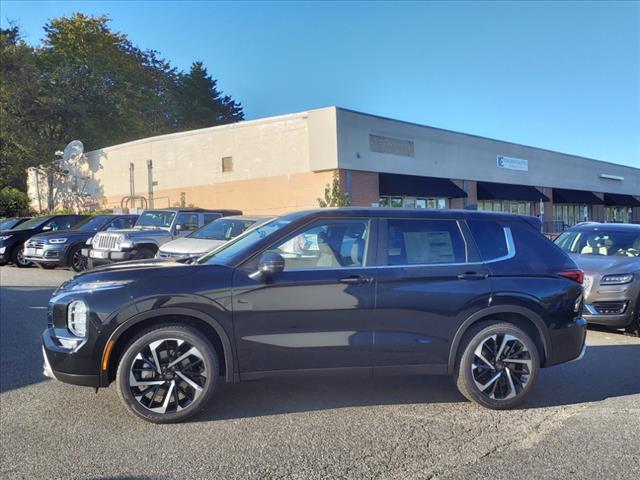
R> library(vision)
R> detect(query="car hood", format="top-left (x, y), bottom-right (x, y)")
top-left (569, 254), bottom-right (640, 275)
top-left (30, 230), bottom-right (92, 241)
top-left (159, 237), bottom-right (226, 254)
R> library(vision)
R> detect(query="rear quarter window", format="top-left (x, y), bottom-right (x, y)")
top-left (466, 220), bottom-right (509, 261)
top-left (508, 220), bottom-right (575, 271)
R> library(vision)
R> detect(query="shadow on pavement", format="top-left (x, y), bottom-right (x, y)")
top-left (0, 286), bottom-right (55, 393)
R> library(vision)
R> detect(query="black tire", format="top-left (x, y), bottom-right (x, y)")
top-left (625, 297), bottom-right (640, 337)
top-left (11, 244), bottom-right (31, 268)
top-left (134, 247), bottom-right (156, 260)
top-left (67, 244), bottom-right (87, 272)
top-left (454, 321), bottom-right (540, 410)
top-left (116, 325), bottom-right (218, 423)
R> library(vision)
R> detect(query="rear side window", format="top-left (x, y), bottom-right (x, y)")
top-left (509, 221), bottom-right (575, 271)
top-left (385, 219), bottom-right (466, 265)
top-left (467, 220), bottom-right (509, 261)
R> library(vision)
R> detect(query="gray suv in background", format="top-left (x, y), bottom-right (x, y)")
top-left (555, 222), bottom-right (640, 335)
top-left (84, 208), bottom-right (241, 267)
top-left (157, 215), bottom-right (271, 260)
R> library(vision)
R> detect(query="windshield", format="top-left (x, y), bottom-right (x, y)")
top-left (12, 216), bottom-right (53, 231)
top-left (0, 218), bottom-right (22, 230)
top-left (190, 218), bottom-right (258, 240)
top-left (136, 210), bottom-right (176, 228)
top-left (73, 215), bottom-right (110, 232)
top-left (198, 217), bottom-right (292, 265)
top-left (555, 229), bottom-right (640, 257)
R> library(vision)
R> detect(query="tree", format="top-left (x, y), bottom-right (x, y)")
top-left (0, 15), bottom-right (244, 208)
top-left (318, 171), bottom-right (351, 208)
top-left (0, 187), bottom-right (31, 216)
top-left (177, 61), bottom-right (243, 131)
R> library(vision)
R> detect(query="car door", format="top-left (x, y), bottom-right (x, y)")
top-left (232, 217), bottom-right (377, 375)
top-left (370, 217), bottom-right (492, 371)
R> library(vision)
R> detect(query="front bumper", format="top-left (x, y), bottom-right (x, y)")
top-left (42, 328), bottom-right (101, 387)
top-left (83, 247), bottom-right (134, 266)
top-left (24, 244), bottom-right (68, 266)
top-left (582, 276), bottom-right (638, 328)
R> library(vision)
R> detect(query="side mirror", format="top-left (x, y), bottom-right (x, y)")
top-left (42, 225), bottom-right (52, 231)
top-left (250, 251), bottom-right (285, 280)
top-left (175, 224), bottom-right (183, 231)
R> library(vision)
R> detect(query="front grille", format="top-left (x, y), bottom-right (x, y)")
top-left (26, 239), bottom-right (45, 249)
top-left (94, 233), bottom-right (121, 251)
top-left (590, 301), bottom-right (628, 315)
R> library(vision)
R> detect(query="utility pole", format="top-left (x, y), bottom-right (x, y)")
top-left (147, 159), bottom-right (155, 209)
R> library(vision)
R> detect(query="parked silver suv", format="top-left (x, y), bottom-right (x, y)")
top-left (84, 208), bottom-right (241, 267)
top-left (554, 222), bottom-right (640, 335)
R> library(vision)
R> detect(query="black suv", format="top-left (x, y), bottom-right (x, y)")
top-left (0, 215), bottom-right (89, 267)
top-left (24, 214), bottom-right (138, 272)
top-left (42, 208), bottom-right (586, 423)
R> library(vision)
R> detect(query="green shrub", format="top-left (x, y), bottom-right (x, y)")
top-left (0, 187), bottom-right (31, 217)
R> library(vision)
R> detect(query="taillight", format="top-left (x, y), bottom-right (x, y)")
top-left (558, 269), bottom-right (584, 284)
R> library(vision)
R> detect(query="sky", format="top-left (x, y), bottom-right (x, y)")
top-left (1, 0), bottom-right (639, 169)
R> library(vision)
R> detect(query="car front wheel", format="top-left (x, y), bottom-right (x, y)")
top-left (454, 321), bottom-right (540, 409)
top-left (116, 325), bottom-right (218, 423)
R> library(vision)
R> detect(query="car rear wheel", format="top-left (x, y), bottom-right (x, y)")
top-left (116, 325), bottom-right (218, 423)
top-left (454, 321), bottom-right (540, 409)
top-left (11, 244), bottom-right (31, 268)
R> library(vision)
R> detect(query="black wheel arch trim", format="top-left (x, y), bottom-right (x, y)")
top-left (447, 305), bottom-right (552, 373)
top-left (101, 306), bottom-right (235, 385)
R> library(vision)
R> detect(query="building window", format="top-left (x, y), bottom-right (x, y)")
top-left (379, 196), bottom-right (448, 209)
top-left (553, 204), bottom-right (590, 227)
top-left (478, 200), bottom-right (531, 215)
top-left (221, 156), bottom-right (233, 173)
top-left (369, 134), bottom-right (415, 157)
top-left (605, 206), bottom-right (632, 223)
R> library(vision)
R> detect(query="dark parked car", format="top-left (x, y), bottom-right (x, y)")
top-left (0, 215), bottom-right (88, 267)
top-left (0, 216), bottom-right (32, 230)
top-left (42, 208), bottom-right (586, 423)
top-left (554, 222), bottom-right (640, 334)
top-left (24, 214), bottom-right (138, 272)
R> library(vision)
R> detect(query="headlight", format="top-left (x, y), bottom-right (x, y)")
top-left (116, 236), bottom-right (123, 246)
top-left (0, 235), bottom-right (12, 241)
top-left (67, 300), bottom-right (88, 337)
top-left (85, 237), bottom-right (93, 246)
top-left (68, 280), bottom-right (131, 292)
top-left (600, 273), bottom-right (634, 285)
top-left (48, 238), bottom-right (67, 244)
top-left (92, 236), bottom-right (99, 246)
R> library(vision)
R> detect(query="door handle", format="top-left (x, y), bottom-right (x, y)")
top-left (457, 272), bottom-right (488, 280)
top-left (339, 275), bottom-right (373, 285)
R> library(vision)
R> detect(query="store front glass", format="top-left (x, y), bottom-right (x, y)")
top-left (379, 196), bottom-right (449, 209)
top-left (477, 200), bottom-right (532, 215)
top-left (553, 204), bottom-right (590, 226)
top-left (605, 206), bottom-right (632, 223)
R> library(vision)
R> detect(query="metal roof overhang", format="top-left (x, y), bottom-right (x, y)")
top-left (378, 173), bottom-right (468, 198)
top-left (603, 193), bottom-right (640, 207)
top-left (552, 188), bottom-right (603, 205)
top-left (476, 182), bottom-right (550, 202)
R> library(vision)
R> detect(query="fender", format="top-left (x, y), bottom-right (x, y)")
top-left (101, 306), bottom-right (235, 383)
top-left (447, 305), bottom-right (552, 373)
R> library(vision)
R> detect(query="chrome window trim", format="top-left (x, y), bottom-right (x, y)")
top-left (484, 227), bottom-right (516, 264)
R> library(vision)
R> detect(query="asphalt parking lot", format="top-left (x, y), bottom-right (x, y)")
top-left (1, 266), bottom-right (639, 480)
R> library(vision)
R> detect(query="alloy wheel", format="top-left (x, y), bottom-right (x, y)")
top-left (129, 338), bottom-right (207, 414)
top-left (16, 249), bottom-right (29, 267)
top-left (471, 333), bottom-right (532, 400)
top-left (72, 250), bottom-right (87, 271)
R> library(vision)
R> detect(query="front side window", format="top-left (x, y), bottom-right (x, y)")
top-left (175, 213), bottom-right (199, 231)
top-left (12, 216), bottom-right (53, 231)
top-left (136, 211), bottom-right (176, 228)
top-left (191, 218), bottom-right (257, 240)
top-left (385, 219), bottom-right (466, 265)
top-left (266, 219), bottom-right (370, 270)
